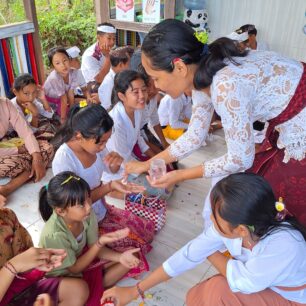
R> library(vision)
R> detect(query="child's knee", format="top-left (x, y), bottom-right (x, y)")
top-left (59, 278), bottom-right (89, 305)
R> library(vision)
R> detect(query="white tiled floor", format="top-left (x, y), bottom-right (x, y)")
top-left (1, 129), bottom-right (225, 305)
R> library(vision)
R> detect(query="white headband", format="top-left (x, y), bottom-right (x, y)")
top-left (97, 25), bottom-right (116, 34)
top-left (226, 31), bottom-right (249, 42)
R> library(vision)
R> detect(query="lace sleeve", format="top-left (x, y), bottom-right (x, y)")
top-left (169, 91), bottom-right (214, 160)
top-left (204, 70), bottom-right (256, 177)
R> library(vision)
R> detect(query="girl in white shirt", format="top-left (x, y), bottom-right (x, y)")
top-left (102, 173), bottom-right (306, 306)
top-left (105, 70), bottom-right (171, 198)
top-left (52, 103), bottom-right (155, 278)
top-left (11, 73), bottom-right (58, 140)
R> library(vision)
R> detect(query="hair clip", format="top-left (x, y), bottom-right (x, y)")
top-left (194, 30), bottom-right (209, 45)
top-left (61, 175), bottom-right (80, 186)
top-left (45, 184), bottom-right (48, 191)
top-left (79, 100), bottom-right (88, 108)
top-left (275, 197), bottom-right (292, 221)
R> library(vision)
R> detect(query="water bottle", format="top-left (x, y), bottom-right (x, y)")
top-left (183, 0), bottom-right (206, 10)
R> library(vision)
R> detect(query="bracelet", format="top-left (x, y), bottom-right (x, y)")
top-left (136, 282), bottom-right (145, 301)
top-left (96, 239), bottom-right (104, 248)
top-left (3, 262), bottom-right (26, 280)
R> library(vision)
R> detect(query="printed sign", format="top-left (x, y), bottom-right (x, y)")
top-left (116, 0), bottom-right (135, 22)
top-left (142, 0), bottom-right (160, 24)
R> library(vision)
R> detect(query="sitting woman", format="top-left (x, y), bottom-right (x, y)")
top-left (11, 73), bottom-right (59, 140)
top-left (0, 97), bottom-right (53, 203)
top-left (0, 207), bottom-right (89, 306)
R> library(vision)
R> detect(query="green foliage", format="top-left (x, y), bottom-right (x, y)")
top-left (37, 0), bottom-right (96, 67)
top-left (0, 0), bottom-right (25, 25)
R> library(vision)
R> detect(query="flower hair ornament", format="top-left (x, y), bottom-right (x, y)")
top-left (79, 100), bottom-right (88, 108)
top-left (194, 31), bottom-right (209, 56)
top-left (275, 197), bottom-right (292, 221)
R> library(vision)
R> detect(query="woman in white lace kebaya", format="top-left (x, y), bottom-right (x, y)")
top-left (125, 19), bottom-right (306, 226)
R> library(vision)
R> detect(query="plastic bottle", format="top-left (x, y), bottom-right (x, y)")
top-left (183, 0), bottom-right (206, 10)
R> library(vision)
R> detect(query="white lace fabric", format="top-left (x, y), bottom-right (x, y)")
top-left (169, 51), bottom-right (305, 177)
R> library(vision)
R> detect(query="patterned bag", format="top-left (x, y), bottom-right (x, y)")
top-left (125, 194), bottom-right (167, 233)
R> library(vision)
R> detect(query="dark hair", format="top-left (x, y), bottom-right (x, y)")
top-left (52, 103), bottom-right (113, 148)
top-left (111, 69), bottom-right (147, 107)
top-left (137, 63), bottom-right (150, 84)
top-left (39, 171), bottom-right (90, 222)
top-left (13, 73), bottom-right (36, 91)
top-left (110, 46), bottom-right (134, 67)
top-left (47, 46), bottom-right (70, 66)
top-left (211, 173), bottom-right (306, 241)
top-left (97, 22), bottom-right (116, 35)
top-left (142, 19), bottom-right (248, 90)
top-left (238, 24), bottom-right (257, 36)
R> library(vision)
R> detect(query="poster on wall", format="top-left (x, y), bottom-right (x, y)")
top-left (142, 0), bottom-right (161, 23)
top-left (116, 0), bottom-right (135, 22)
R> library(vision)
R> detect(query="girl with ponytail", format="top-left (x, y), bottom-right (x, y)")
top-left (39, 171), bottom-right (141, 305)
top-left (102, 173), bottom-right (306, 306)
top-left (124, 19), bottom-right (306, 227)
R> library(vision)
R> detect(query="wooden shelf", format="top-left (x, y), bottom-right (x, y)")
top-left (95, 0), bottom-right (175, 33)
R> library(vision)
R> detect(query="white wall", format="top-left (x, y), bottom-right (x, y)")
top-left (206, 0), bottom-right (306, 62)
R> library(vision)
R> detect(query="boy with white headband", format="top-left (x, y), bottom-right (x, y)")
top-left (81, 22), bottom-right (116, 85)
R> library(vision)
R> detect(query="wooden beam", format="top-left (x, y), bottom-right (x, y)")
top-left (108, 20), bottom-right (154, 32)
top-left (164, 0), bottom-right (175, 19)
top-left (23, 0), bottom-right (45, 83)
top-left (0, 21), bottom-right (34, 39)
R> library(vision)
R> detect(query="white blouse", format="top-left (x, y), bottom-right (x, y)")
top-left (158, 94), bottom-right (192, 129)
top-left (107, 101), bottom-right (149, 161)
top-left (98, 68), bottom-right (116, 111)
top-left (169, 51), bottom-right (305, 177)
top-left (163, 225), bottom-right (306, 304)
top-left (140, 95), bottom-right (160, 128)
top-left (52, 143), bottom-right (109, 222)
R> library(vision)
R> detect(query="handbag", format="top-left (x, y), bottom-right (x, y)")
top-left (125, 193), bottom-right (167, 233)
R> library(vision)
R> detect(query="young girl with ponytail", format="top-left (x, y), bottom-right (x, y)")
top-left (102, 173), bottom-right (306, 306)
top-left (39, 171), bottom-right (141, 306)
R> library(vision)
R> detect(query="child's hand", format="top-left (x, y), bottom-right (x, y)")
top-left (22, 102), bottom-right (39, 117)
top-left (0, 194), bottom-right (7, 208)
top-left (111, 180), bottom-right (145, 194)
top-left (119, 248), bottom-right (140, 269)
top-left (98, 228), bottom-right (130, 246)
top-left (9, 247), bottom-right (67, 273)
top-left (36, 85), bottom-right (46, 101)
top-left (103, 152), bottom-right (123, 170)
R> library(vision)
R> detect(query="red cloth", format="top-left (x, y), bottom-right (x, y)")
top-left (26, 34), bottom-right (39, 84)
top-left (1, 39), bottom-right (14, 86)
top-left (0, 269), bottom-right (45, 306)
top-left (247, 62), bottom-right (306, 226)
top-left (80, 246), bottom-right (104, 306)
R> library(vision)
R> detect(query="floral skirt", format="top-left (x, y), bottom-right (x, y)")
top-left (98, 203), bottom-right (155, 278)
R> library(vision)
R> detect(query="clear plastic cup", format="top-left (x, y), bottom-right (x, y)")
top-left (149, 159), bottom-right (166, 181)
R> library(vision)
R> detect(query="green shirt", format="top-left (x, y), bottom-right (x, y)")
top-left (39, 209), bottom-right (98, 277)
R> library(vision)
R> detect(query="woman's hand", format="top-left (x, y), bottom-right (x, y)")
top-left (98, 228), bottom-right (130, 246)
top-left (119, 248), bottom-right (140, 269)
top-left (124, 160), bottom-right (150, 175)
top-left (146, 170), bottom-right (182, 189)
top-left (101, 286), bottom-right (138, 306)
top-left (10, 247), bottom-right (67, 273)
top-left (30, 152), bottom-right (46, 182)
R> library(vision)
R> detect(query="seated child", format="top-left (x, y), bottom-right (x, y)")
top-left (0, 207), bottom-right (88, 306)
top-left (11, 73), bottom-right (59, 140)
top-left (105, 70), bottom-right (171, 198)
top-left (158, 92), bottom-right (192, 140)
top-left (51, 103), bottom-right (154, 278)
top-left (102, 173), bottom-right (306, 306)
top-left (137, 64), bottom-right (169, 154)
top-left (44, 47), bottom-right (87, 123)
top-left (0, 97), bottom-right (53, 202)
top-left (39, 171), bottom-right (141, 305)
top-left (66, 46), bottom-right (89, 102)
top-left (98, 46), bottom-right (134, 111)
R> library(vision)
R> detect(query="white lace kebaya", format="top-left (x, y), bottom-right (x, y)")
top-left (169, 51), bottom-right (305, 177)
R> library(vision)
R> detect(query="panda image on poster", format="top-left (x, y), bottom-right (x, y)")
top-left (183, 8), bottom-right (210, 32)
